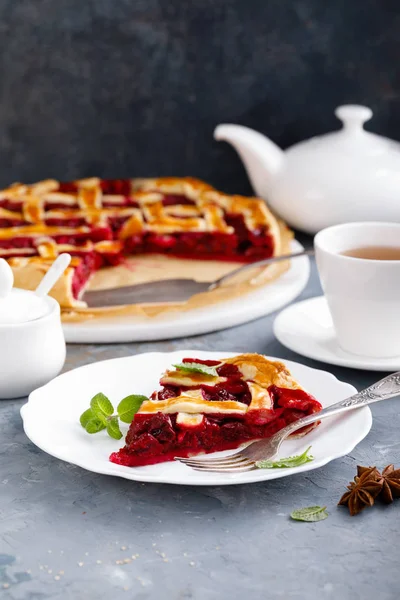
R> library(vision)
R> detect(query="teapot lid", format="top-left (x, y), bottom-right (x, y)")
top-left (295, 104), bottom-right (399, 157)
top-left (0, 259), bottom-right (49, 325)
top-left (334, 104), bottom-right (373, 130)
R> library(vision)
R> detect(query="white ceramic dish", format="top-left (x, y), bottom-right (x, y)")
top-left (315, 222), bottom-right (400, 358)
top-left (0, 259), bottom-right (66, 399)
top-left (63, 240), bottom-right (309, 343)
top-left (273, 296), bottom-right (400, 371)
top-left (21, 350), bottom-right (372, 486)
top-left (0, 295), bottom-right (66, 399)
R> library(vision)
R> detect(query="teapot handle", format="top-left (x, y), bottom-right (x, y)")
top-left (335, 105), bottom-right (373, 132)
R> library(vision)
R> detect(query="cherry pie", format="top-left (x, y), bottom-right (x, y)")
top-left (109, 354), bottom-right (322, 467)
top-left (0, 177), bottom-right (284, 308)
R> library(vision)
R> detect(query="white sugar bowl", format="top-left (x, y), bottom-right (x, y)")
top-left (0, 257), bottom-right (67, 399)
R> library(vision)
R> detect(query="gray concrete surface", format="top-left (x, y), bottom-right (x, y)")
top-left (1, 256), bottom-right (399, 600)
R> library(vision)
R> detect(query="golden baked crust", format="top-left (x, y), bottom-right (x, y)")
top-left (224, 354), bottom-right (302, 391)
top-left (0, 176), bottom-right (279, 239)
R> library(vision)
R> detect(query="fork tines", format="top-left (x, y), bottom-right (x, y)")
top-left (176, 453), bottom-right (256, 472)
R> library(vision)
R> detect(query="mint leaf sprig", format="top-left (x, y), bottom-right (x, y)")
top-left (256, 446), bottom-right (314, 469)
top-left (173, 362), bottom-right (220, 377)
top-left (79, 393), bottom-right (148, 439)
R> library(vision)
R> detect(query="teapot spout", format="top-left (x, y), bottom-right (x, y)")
top-left (214, 124), bottom-right (284, 197)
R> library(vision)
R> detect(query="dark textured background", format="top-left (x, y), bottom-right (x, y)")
top-left (0, 0), bottom-right (399, 193)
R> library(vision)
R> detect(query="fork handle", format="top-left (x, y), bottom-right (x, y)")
top-left (282, 370), bottom-right (400, 436)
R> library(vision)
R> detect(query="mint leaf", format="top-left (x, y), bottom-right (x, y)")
top-left (290, 506), bottom-right (328, 522)
top-left (85, 418), bottom-right (106, 434)
top-left (256, 446), bottom-right (314, 469)
top-left (81, 391), bottom-right (145, 439)
top-left (106, 416), bottom-right (123, 440)
top-left (173, 362), bottom-right (220, 377)
top-left (90, 393), bottom-right (114, 418)
top-left (80, 408), bottom-right (95, 428)
top-left (117, 395), bottom-right (148, 423)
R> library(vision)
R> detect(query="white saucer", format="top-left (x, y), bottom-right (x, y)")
top-left (273, 296), bottom-right (400, 371)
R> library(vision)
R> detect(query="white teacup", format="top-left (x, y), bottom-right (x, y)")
top-left (315, 222), bottom-right (400, 358)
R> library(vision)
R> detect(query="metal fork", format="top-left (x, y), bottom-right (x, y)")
top-left (176, 371), bottom-right (400, 473)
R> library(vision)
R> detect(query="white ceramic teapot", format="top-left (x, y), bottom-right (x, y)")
top-left (0, 256), bottom-right (69, 398)
top-left (215, 105), bottom-right (400, 234)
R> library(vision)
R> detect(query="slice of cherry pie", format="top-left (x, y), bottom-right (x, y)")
top-left (109, 354), bottom-right (322, 467)
top-left (0, 177), bottom-right (285, 308)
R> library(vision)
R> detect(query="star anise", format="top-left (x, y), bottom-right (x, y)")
top-left (338, 466), bottom-right (383, 516)
top-left (377, 464), bottom-right (400, 503)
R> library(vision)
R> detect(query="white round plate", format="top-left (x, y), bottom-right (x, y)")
top-left (274, 296), bottom-right (400, 371)
top-left (63, 240), bottom-right (309, 343)
top-left (21, 350), bottom-right (372, 486)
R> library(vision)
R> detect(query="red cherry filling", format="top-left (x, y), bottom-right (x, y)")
top-left (267, 385), bottom-right (322, 434)
top-left (162, 194), bottom-right (196, 206)
top-left (157, 385), bottom-right (180, 400)
top-left (58, 181), bottom-right (78, 193)
top-left (201, 381), bottom-right (252, 405)
top-left (216, 363), bottom-right (241, 377)
top-left (0, 237), bottom-right (36, 250)
top-left (0, 199), bottom-right (23, 212)
top-left (268, 385), bottom-right (320, 412)
top-left (70, 253), bottom-right (100, 299)
top-left (123, 226), bottom-right (274, 263)
top-left (181, 358), bottom-right (220, 366)
top-left (55, 226), bottom-right (113, 245)
top-left (0, 218), bottom-right (28, 228)
top-left (45, 217), bottom-right (87, 228)
top-left (100, 179), bottom-right (132, 195)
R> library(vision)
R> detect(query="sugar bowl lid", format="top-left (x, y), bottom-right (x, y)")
top-left (0, 259), bottom-right (51, 324)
